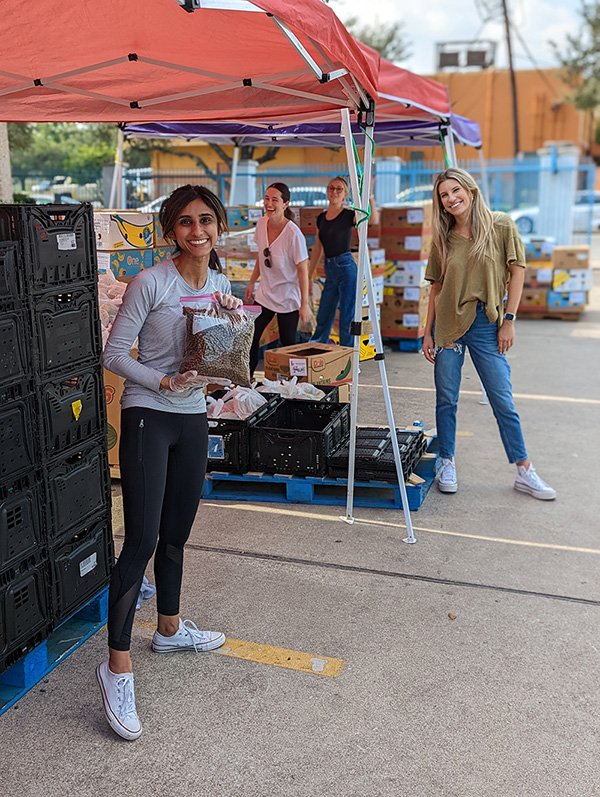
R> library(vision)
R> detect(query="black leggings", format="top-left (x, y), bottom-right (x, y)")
top-left (107, 407), bottom-right (208, 651)
top-left (249, 304), bottom-right (299, 376)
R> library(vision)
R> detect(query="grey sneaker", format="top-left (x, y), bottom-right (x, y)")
top-left (436, 457), bottom-right (458, 493)
top-left (514, 464), bottom-right (556, 500)
top-left (151, 618), bottom-right (226, 654)
top-left (96, 661), bottom-right (142, 741)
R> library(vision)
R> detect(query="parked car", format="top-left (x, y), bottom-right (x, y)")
top-left (380, 184), bottom-right (434, 208)
top-left (509, 190), bottom-right (600, 235)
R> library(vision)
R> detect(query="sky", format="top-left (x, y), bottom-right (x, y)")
top-left (331, 0), bottom-right (581, 75)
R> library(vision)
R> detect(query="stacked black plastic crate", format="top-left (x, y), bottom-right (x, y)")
top-left (0, 204), bottom-right (113, 673)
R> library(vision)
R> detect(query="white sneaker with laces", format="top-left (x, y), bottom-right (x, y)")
top-left (514, 463), bottom-right (556, 500)
top-left (151, 618), bottom-right (226, 654)
top-left (436, 456), bottom-right (458, 493)
top-left (96, 661), bottom-right (142, 741)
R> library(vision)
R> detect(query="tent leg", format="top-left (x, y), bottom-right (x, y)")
top-left (109, 127), bottom-right (125, 208)
top-left (340, 109), bottom-right (416, 544)
top-left (228, 144), bottom-right (240, 206)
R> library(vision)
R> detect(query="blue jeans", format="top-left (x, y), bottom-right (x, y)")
top-left (311, 252), bottom-right (357, 347)
top-left (434, 302), bottom-right (528, 463)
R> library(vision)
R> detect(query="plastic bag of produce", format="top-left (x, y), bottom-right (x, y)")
top-left (179, 294), bottom-right (260, 387)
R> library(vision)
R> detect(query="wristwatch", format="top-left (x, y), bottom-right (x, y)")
top-left (504, 312), bottom-right (517, 321)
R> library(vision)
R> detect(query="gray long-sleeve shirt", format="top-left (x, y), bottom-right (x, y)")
top-left (102, 259), bottom-right (231, 413)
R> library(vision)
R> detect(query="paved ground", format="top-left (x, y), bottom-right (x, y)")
top-left (1, 261), bottom-right (599, 796)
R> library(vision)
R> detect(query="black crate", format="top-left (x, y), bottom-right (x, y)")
top-left (49, 516), bottom-right (113, 624)
top-left (207, 392), bottom-right (281, 473)
top-left (327, 427), bottom-right (427, 482)
top-left (0, 554), bottom-right (50, 674)
top-left (44, 438), bottom-right (111, 543)
top-left (0, 241), bottom-right (25, 311)
top-left (0, 310), bottom-right (32, 388)
top-left (0, 393), bottom-right (38, 483)
top-left (38, 367), bottom-right (106, 460)
top-left (0, 472), bottom-right (44, 574)
top-left (250, 400), bottom-right (351, 476)
top-left (32, 285), bottom-right (102, 376)
top-left (0, 204), bottom-right (96, 293)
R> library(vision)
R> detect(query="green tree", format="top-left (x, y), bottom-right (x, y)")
top-left (551, 1), bottom-right (600, 110)
top-left (344, 17), bottom-right (412, 62)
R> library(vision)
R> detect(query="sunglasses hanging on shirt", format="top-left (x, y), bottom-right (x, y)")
top-left (263, 247), bottom-right (272, 268)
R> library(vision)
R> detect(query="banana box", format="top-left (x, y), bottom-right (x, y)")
top-left (519, 289), bottom-right (547, 311)
top-left (153, 246), bottom-right (174, 265)
top-left (94, 211), bottom-right (154, 250)
top-left (551, 269), bottom-right (593, 292)
top-left (524, 263), bottom-right (553, 289)
top-left (546, 290), bottom-right (587, 311)
top-left (384, 261), bottom-right (427, 288)
top-left (152, 212), bottom-right (167, 246)
top-left (97, 249), bottom-right (153, 279)
top-left (225, 257), bottom-right (256, 282)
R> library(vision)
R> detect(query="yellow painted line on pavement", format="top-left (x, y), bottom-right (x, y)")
top-left (134, 620), bottom-right (343, 677)
top-left (456, 431), bottom-right (474, 437)
top-left (202, 502), bottom-right (600, 556)
top-left (215, 638), bottom-right (344, 677)
top-left (359, 383), bottom-right (600, 405)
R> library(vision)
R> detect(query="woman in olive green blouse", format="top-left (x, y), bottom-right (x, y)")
top-left (423, 167), bottom-right (555, 501)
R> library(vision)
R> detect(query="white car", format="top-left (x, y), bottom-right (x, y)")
top-left (380, 184), bottom-right (434, 208)
top-left (509, 191), bottom-right (600, 235)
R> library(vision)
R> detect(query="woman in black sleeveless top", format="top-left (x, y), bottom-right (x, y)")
top-left (309, 176), bottom-right (377, 346)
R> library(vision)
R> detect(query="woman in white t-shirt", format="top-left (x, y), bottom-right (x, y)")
top-left (244, 182), bottom-right (311, 376)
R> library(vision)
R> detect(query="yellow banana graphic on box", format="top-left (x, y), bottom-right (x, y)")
top-left (113, 215), bottom-right (153, 248)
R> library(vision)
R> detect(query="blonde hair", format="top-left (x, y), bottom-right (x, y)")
top-left (327, 176), bottom-right (349, 201)
top-left (431, 167), bottom-right (496, 274)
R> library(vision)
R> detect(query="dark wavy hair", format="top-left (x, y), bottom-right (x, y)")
top-left (159, 184), bottom-right (228, 272)
top-left (267, 182), bottom-right (295, 221)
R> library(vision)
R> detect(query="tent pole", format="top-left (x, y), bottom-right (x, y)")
top-left (109, 127), bottom-right (125, 208)
top-left (228, 144), bottom-right (240, 206)
top-left (340, 108), bottom-right (416, 544)
top-left (446, 123), bottom-right (458, 168)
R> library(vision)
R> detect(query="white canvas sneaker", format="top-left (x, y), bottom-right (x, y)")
top-left (96, 661), bottom-right (142, 741)
top-left (436, 457), bottom-right (458, 493)
top-left (151, 618), bottom-right (226, 654)
top-left (514, 463), bottom-right (556, 500)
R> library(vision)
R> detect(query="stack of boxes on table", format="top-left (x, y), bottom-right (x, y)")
top-left (379, 204), bottom-right (432, 345)
top-left (301, 206), bottom-right (384, 361)
top-left (0, 203), bottom-right (113, 675)
top-left (520, 242), bottom-right (592, 318)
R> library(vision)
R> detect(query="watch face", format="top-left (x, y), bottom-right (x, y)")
top-left (505, 313), bottom-right (516, 321)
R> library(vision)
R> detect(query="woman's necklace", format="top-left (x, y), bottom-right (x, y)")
top-left (454, 224), bottom-right (473, 240)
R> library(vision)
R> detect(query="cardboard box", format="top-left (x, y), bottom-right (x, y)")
top-left (523, 264), bottom-right (553, 289)
top-left (547, 290), bottom-right (588, 311)
top-left (263, 343), bottom-right (353, 385)
top-left (225, 256), bottom-right (256, 282)
top-left (299, 207), bottom-right (323, 234)
top-left (97, 249), bottom-right (154, 279)
top-left (381, 285), bottom-right (429, 336)
top-left (519, 289), bottom-right (547, 311)
top-left (551, 245), bottom-right (590, 270)
top-left (525, 240), bottom-right (554, 262)
top-left (552, 268), bottom-right (593, 292)
top-left (380, 232), bottom-right (432, 261)
top-left (104, 348), bottom-right (138, 471)
top-left (152, 212), bottom-right (167, 246)
top-left (153, 246), bottom-right (174, 265)
top-left (384, 261), bottom-right (427, 288)
top-left (380, 203), bottom-right (433, 232)
top-left (94, 211), bottom-right (154, 250)
top-left (226, 206), bottom-right (256, 231)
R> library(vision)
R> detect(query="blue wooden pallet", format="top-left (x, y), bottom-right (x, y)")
top-left (203, 449), bottom-right (437, 510)
top-left (384, 336), bottom-right (424, 352)
top-left (0, 586), bottom-right (108, 716)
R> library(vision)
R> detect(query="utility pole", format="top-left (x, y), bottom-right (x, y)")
top-left (501, 0), bottom-right (520, 157)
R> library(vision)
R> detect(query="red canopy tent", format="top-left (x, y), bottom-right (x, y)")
top-left (0, 0), bottom-right (378, 123)
top-left (0, 0), bottom-right (421, 539)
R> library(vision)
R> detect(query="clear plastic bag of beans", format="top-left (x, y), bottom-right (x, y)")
top-left (179, 294), bottom-right (260, 387)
